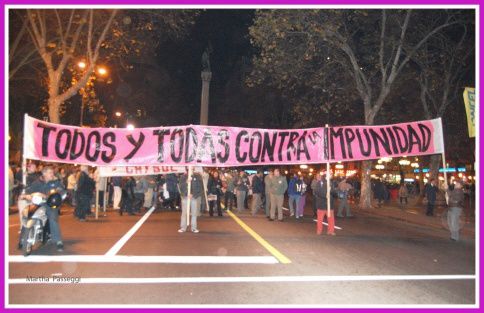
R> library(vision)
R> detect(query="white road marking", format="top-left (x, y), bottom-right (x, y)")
top-left (312, 219), bottom-right (343, 230)
top-left (8, 255), bottom-right (279, 264)
top-left (8, 274), bottom-right (475, 284)
top-left (105, 206), bottom-right (156, 256)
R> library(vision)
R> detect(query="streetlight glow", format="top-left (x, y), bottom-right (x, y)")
top-left (97, 67), bottom-right (107, 76)
top-left (115, 112), bottom-right (122, 117)
top-left (78, 61), bottom-right (86, 69)
top-left (127, 124), bottom-right (135, 131)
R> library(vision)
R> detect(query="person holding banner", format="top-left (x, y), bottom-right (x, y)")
top-left (314, 175), bottom-right (335, 236)
top-left (268, 169), bottom-right (288, 221)
top-left (178, 169), bottom-right (203, 233)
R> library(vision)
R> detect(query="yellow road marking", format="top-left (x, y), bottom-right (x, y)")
top-left (226, 210), bottom-right (291, 264)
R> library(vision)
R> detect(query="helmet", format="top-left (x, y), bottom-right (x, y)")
top-left (47, 193), bottom-right (63, 209)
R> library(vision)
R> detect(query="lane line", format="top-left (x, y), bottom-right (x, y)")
top-left (8, 274), bottom-right (476, 285)
top-left (8, 255), bottom-right (278, 264)
top-left (313, 219), bottom-right (343, 230)
top-left (105, 206), bottom-right (156, 256)
top-left (226, 210), bottom-right (291, 264)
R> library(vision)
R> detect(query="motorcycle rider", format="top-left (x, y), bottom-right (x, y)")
top-left (19, 165), bottom-right (66, 252)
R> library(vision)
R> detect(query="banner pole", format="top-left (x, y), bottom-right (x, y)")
top-left (202, 168), bottom-right (209, 215)
top-left (103, 177), bottom-right (108, 216)
top-left (325, 124), bottom-right (331, 218)
top-left (442, 153), bottom-right (449, 205)
top-left (187, 166), bottom-right (193, 227)
top-left (95, 175), bottom-right (99, 220)
top-left (21, 114), bottom-right (28, 189)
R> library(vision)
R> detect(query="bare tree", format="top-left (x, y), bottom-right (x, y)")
top-left (413, 21), bottom-right (474, 183)
top-left (249, 9), bottom-right (463, 209)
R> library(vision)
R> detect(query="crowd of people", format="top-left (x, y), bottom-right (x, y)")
top-left (9, 161), bottom-right (475, 251)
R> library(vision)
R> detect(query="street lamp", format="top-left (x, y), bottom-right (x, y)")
top-left (97, 66), bottom-right (108, 76)
top-left (115, 111), bottom-right (122, 117)
top-left (78, 61), bottom-right (86, 69)
top-left (126, 124), bottom-right (135, 131)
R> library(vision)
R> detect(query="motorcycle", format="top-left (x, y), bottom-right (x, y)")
top-left (19, 190), bottom-right (65, 256)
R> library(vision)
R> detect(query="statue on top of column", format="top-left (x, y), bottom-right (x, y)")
top-left (201, 42), bottom-right (213, 72)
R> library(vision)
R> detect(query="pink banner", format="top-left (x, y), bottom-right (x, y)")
top-left (327, 119), bottom-right (444, 162)
top-left (23, 116), bottom-right (326, 166)
top-left (23, 116), bottom-right (444, 166)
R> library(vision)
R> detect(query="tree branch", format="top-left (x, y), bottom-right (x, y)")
top-left (379, 10), bottom-right (387, 83)
top-left (388, 10), bottom-right (411, 83)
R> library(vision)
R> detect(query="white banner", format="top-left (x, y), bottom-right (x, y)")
top-left (98, 165), bottom-right (186, 177)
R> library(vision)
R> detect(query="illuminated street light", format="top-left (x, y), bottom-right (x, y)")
top-left (127, 124), bottom-right (135, 131)
top-left (97, 67), bottom-right (108, 76)
top-left (78, 61), bottom-right (86, 69)
top-left (115, 112), bottom-right (122, 117)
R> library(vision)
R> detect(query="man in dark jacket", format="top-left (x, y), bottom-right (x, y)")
top-left (121, 177), bottom-right (136, 215)
top-left (235, 171), bottom-right (250, 214)
top-left (425, 179), bottom-right (439, 216)
top-left (75, 165), bottom-right (95, 221)
top-left (207, 170), bottom-right (223, 217)
top-left (251, 170), bottom-right (264, 216)
top-left (166, 173), bottom-right (180, 210)
top-left (314, 175), bottom-right (335, 236)
top-left (178, 169), bottom-right (203, 233)
top-left (21, 166), bottom-right (66, 251)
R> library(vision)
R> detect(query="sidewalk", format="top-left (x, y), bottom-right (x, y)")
top-left (351, 198), bottom-right (475, 237)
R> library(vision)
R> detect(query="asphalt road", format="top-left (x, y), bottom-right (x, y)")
top-left (7, 204), bottom-right (476, 306)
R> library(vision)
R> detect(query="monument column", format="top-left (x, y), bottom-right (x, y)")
top-left (200, 71), bottom-right (212, 125)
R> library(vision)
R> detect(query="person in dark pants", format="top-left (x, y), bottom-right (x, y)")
top-left (311, 174), bottom-right (321, 218)
top-left (224, 172), bottom-right (236, 211)
top-left (20, 166), bottom-right (67, 251)
top-left (374, 179), bottom-right (386, 206)
top-left (166, 173), bottom-right (180, 210)
top-left (251, 170), bottom-right (264, 216)
top-left (120, 177), bottom-right (136, 215)
top-left (207, 170), bottom-right (223, 217)
top-left (133, 176), bottom-right (148, 212)
top-left (425, 179), bottom-right (439, 216)
top-left (75, 165), bottom-right (95, 222)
